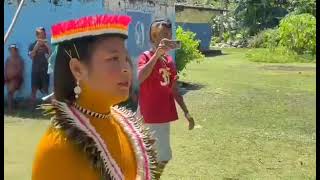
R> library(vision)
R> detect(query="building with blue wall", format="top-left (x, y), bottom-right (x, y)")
top-left (176, 22), bottom-right (213, 51)
top-left (4, 0), bottom-right (175, 100)
top-left (175, 4), bottom-right (227, 51)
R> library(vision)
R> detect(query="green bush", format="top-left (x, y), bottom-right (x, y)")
top-left (248, 32), bottom-right (264, 48)
top-left (264, 28), bottom-right (280, 50)
top-left (279, 13), bottom-right (316, 55)
top-left (248, 28), bottom-right (280, 48)
top-left (176, 26), bottom-right (204, 74)
top-left (245, 47), bottom-right (315, 63)
top-left (287, 0), bottom-right (316, 16)
top-left (223, 32), bottom-right (230, 42)
top-left (235, 33), bottom-right (244, 41)
top-left (210, 36), bottom-right (222, 47)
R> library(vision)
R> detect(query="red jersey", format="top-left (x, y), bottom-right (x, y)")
top-left (138, 51), bottom-right (178, 124)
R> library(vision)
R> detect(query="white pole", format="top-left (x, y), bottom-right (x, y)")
top-left (41, 93), bottom-right (54, 101)
top-left (4, 0), bottom-right (26, 44)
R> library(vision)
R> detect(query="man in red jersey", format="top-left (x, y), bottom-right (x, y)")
top-left (137, 19), bottom-right (195, 178)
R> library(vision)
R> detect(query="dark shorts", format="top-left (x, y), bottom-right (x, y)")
top-left (32, 70), bottom-right (49, 93)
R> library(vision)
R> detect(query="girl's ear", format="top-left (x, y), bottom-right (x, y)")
top-left (69, 58), bottom-right (87, 81)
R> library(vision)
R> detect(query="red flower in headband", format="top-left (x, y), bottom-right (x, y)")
top-left (51, 14), bottom-right (132, 44)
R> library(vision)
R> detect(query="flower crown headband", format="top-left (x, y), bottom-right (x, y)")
top-left (47, 14), bottom-right (132, 74)
top-left (42, 14), bottom-right (131, 101)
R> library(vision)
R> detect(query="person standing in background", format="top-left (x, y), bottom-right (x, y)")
top-left (137, 19), bottom-right (195, 179)
top-left (4, 44), bottom-right (24, 113)
top-left (28, 27), bottom-right (51, 108)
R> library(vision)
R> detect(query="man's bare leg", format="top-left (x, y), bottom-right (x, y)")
top-left (7, 91), bottom-right (14, 114)
top-left (30, 87), bottom-right (37, 110)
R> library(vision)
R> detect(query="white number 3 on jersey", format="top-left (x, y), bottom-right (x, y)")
top-left (159, 67), bottom-right (171, 86)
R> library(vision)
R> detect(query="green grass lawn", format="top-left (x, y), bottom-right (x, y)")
top-left (4, 48), bottom-right (316, 179)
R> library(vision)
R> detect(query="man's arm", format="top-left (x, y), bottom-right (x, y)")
top-left (28, 41), bottom-right (41, 60)
top-left (44, 42), bottom-right (52, 56)
top-left (172, 81), bottom-right (189, 114)
top-left (4, 57), bottom-right (9, 68)
top-left (138, 40), bottom-right (169, 84)
top-left (18, 57), bottom-right (24, 74)
top-left (172, 80), bottom-right (195, 130)
top-left (138, 52), bottom-right (161, 84)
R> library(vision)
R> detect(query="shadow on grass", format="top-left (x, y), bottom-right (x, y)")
top-left (202, 49), bottom-right (223, 57)
top-left (206, 53), bottom-right (230, 59)
top-left (4, 100), bottom-right (50, 120)
top-left (179, 81), bottom-right (205, 95)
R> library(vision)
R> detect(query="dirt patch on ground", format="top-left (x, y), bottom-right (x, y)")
top-left (261, 65), bottom-right (315, 72)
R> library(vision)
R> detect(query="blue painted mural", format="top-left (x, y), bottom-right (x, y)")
top-left (126, 11), bottom-right (152, 91)
top-left (4, 1), bottom-right (175, 100)
top-left (127, 11), bottom-right (152, 58)
top-left (4, 0), bottom-right (107, 99)
top-left (176, 22), bottom-right (212, 51)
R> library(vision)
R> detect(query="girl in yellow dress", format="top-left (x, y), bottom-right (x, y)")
top-left (32, 14), bottom-right (158, 180)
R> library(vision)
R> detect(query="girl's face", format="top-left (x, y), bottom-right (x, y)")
top-left (77, 36), bottom-right (132, 104)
